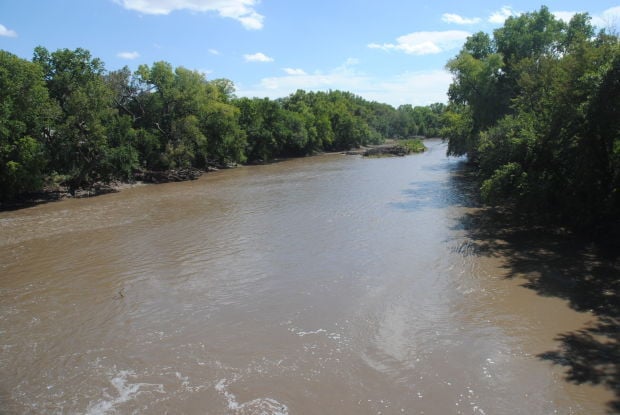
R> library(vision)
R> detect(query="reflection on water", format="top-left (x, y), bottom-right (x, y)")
top-left (0, 139), bottom-right (615, 414)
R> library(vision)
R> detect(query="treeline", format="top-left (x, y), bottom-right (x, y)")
top-left (0, 47), bottom-right (445, 201)
top-left (443, 6), bottom-right (620, 230)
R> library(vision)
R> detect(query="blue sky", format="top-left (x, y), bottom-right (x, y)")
top-left (1, 1), bottom-right (619, 107)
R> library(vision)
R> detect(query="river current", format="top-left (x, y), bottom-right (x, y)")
top-left (0, 139), bottom-right (614, 414)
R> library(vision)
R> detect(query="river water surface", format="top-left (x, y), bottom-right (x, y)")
top-left (0, 140), bottom-right (614, 414)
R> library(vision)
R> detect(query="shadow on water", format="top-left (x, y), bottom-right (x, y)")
top-left (393, 153), bottom-right (619, 412)
top-left (457, 206), bottom-right (620, 413)
top-left (391, 159), bottom-right (480, 211)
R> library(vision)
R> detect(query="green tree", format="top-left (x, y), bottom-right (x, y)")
top-left (444, 6), bottom-right (620, 229)
top-left (236, 97), bottom-right (287, 162)
top-left (134, 63), bottom-right (245, 169)
top-left (33, 47), bottom-right (116, 188)
top-left (202, 98), bottom-right (246, 166)
top-left (0, 51), bottom-right (58, 199)
top-left (394, 105), bottom-right (418, 138)
top-left (445, 48), bottom-right (505, 157)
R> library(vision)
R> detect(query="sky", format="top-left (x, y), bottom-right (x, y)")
top-left (1, 1), bottom-right (619, 107)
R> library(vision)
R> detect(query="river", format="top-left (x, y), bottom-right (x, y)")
top-left (0, 139), bottom-right (615, 414)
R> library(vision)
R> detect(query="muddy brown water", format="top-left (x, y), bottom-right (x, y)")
top-left (0, 139), bottom-right (615, 414)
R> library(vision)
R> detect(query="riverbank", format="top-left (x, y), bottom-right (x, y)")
top-left (342, 138), bottom-right (426, 157)
top-left (1, 166), bottom-right (221, 210)
top-left (0, 179), bottom-right (154, 211)
top-left (0, 139), bottom-right (430, 211)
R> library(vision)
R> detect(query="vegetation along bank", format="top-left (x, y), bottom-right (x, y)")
top-left (0, 47), bottom-right (444, 206)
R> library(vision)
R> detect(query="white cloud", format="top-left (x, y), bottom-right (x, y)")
top-left (244, 52), bottom-right (274, 63)
top-left (551, 7), bottom-right (620, 30)
top-left (237, 61), bottom-right (450, 107)
top-left (489, 6), bottom-right (518, 24)
top-left (240, 62), bottom-right (369, 97)
top-left (117, 51), bottom-right (140, 59)
top-left (114, 0), bottom-right (264, 30)
top-left (283, 68), bottom-right (307, 75)
top-left (0, 24), bottom-right (17, 38)
top-left (553, 11), bottom-right (577, 23)
top-left (369, 31), bottom-right (470, 55)
top-left (442, 13), bottom-right (481, 25)
top-left (592, 6), bottom-right (620, 30)
top-left (209, 48), bottom-right (220, 55)
top-left (237, 14), bottom-right (263, 30)
top-left (490, 6), bottom-right (619, 29)
top-left (369, 70), bottom-right (452, 106)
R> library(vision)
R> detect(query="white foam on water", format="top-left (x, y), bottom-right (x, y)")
top-left (289, 327), bottom-right (343, 341)
top-left (86, 370), bottom-right (163, 415)
top-left (455, 385), bottom-right (487, 415)
top-left (215, 378), bottom-right (289, 415)
top-left (295, 328), bottom-right (326, 336)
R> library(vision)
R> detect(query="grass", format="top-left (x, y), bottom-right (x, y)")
top-left (395, 138), bottom-right (426, 154)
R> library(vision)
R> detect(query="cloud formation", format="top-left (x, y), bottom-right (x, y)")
top-left (489, 6), bottom-right (518, 24)
top-left (283, 68), bottom-right (307, 75)
top-left (552, 11), bottom-right (577, 23)
top-left (208, 48), bottom-right (221, 55)
top-left (593, 6), bottom-right (620, 29)
top-left (242, 61), bottom-right (368, 96)
top-left (369, 31), bottom-right (470, 55)
top-left (0, 24), bottom-right (17, 37)
top-left (502, 6), bottom-right (620, 30)
top-left (369, 70), bottom-right (452, 106)
top-left (442, 13), bottom-right (481, 25)
top-left (244, 52), bottom-right (274, 62)
top-left (114, 0), bottom-right (264, 29)
top-left (237, 61), bottom-right (450, 107)
top-left (117, 51), bottom-right (140, 59)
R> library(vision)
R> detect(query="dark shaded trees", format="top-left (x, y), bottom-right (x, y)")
top-left (443, 6), bottom-right (620, 230)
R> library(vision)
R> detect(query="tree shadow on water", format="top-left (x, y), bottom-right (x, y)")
top-left (457, 208), bottom-right (620, 413)
top-left (391, 160), bottom-right (480, 211)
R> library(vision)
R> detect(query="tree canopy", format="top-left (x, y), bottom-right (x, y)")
top-left (0, 47), bottom-right (444, 201)
top-left (442, 6), bottom-right (620, 230)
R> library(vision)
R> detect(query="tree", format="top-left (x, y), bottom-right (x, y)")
top-left (443, 5), bottom-right (620, 229)
top-left (0, 51), bottom-right (57, 199)
top-left (133, 63), bottom-right (246, 169)
top-left (236, 97), bottom-right (286, 162)
top-left (33, 47), bottom-right (116, 188)
top-left (394, 105), bottom-right (418, 138)
top-left (445, 48), bottom-right (505, 156)
top-left (202, 99), bottom-right (246, 166)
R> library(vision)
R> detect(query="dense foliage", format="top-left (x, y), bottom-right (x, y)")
top-left (443, 6), bottom-right (620, 230)
top-left (0, 47), bottom-right (444, 201)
